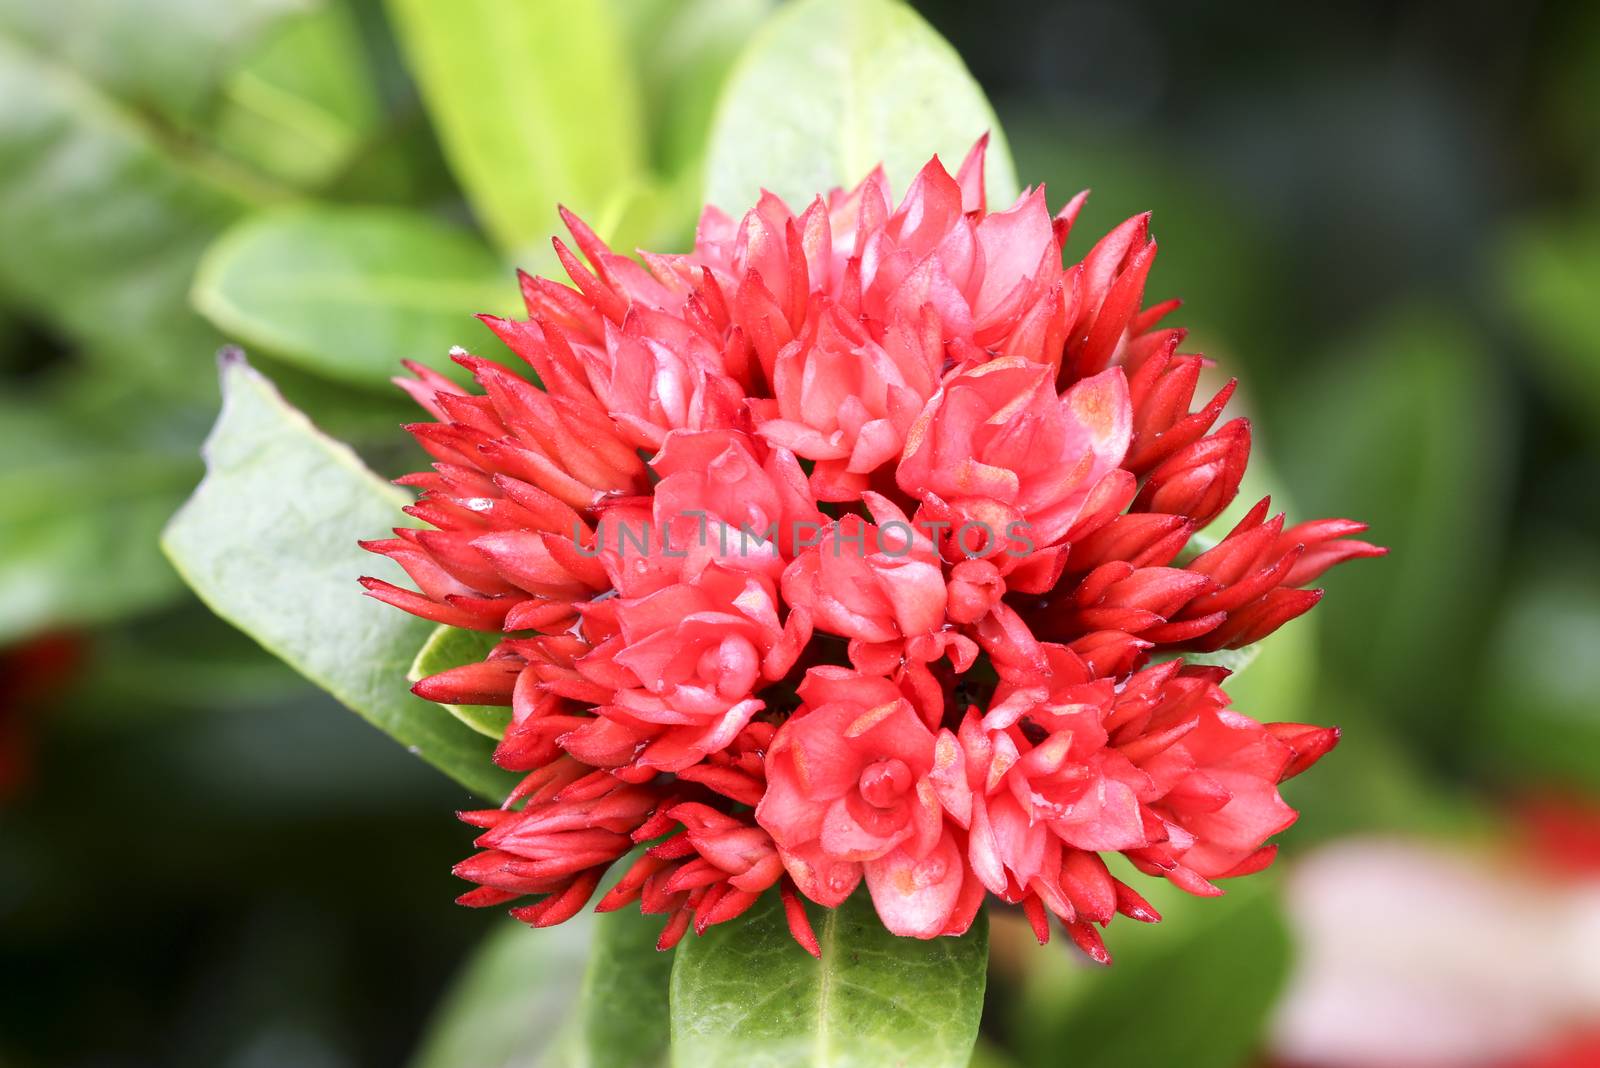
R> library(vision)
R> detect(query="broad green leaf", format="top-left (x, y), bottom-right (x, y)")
top-left (0, 0), bottom-right (301, 131)
top-left (0, 30), bottom-right (261, 390)
top-left (1278, 308), bottom-right (1512, 752)
top-left (210, 1), bottom-right (382, 189)
top-left (162, 354), bottom-right (514, 799)
top-left (0, 458), bottom-right (190, 644)
top-left (1502, 213), bottom-right (1600, 429)
top-left (0, 370), bottom-right (201, 642)
top-left (1475, 537), bottom-right (1600, 793)
top-left (410, 916), bottom-right (597, 1068)
top-left (671, 889), bottom-right (988, 1068)
top-left (604, 0), bottom-right (774, 250)
top-left (620, 0), bottom-right (772, 181)
top-left (1005, 116), bottom-right (1279, 370)
top-left (386, 0), bottom-right (645, 258)
top-left (410, 906), bottom-right (672, 1068)
top-left (704, 0), bottom-right (1017, 212)
top-left (1012, 870), bottom-right (1290, 1068)
top-left (410, 625), bottom-right (510, 739)
top-left (193, 205), bottom-right (516, 387)
top-left (575, 907), bottom-right (673, 1068)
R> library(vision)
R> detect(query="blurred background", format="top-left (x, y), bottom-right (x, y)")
top-left (2, 1), bottom-right (1597, 1065)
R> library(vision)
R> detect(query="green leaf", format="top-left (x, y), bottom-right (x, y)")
top-left (620, 0), bottom-right (773, 181)
top-left (0, 402), bottom-right (195, 642)
top-left (410, 916), bottom-right (597, 1068)
top-left (1475, 536), bottom-right (1600, 793)
top-left (1004, 117), bottom-right (1278, 371)
top-left (576, 908), bottom-right (674, 1068)
top-left (410, 625), bottom-right (510, 739)
top-left (0, 0), bottom-right (301, 131)
top-left (162, 354), bottom-right (514, 799)
top-left (1012, 870), bottom-right (1291, 1068)
top-left (0, 374), bottom-right (198, 642)
top-left (1278, 307), bottom-right (1513, 751)
top-left (386, 0), bottom-right (645, 258)
top-left (210, 1), bottom-right (382, 189)
top-left (703, 0), bottom-right (1017, 212)
top-left (1502, 212), bottom-right (1600, 429)
top-left (670, 889), bottom-right (988, 1068)
top-left (193, 205), bottom-right (517, 388)
top-left (410, 907), bottom-right (672, 1068)
top-left (0, 458), bottom-right (190, 644)
top-left (0, 29), bottom-right (261, 390)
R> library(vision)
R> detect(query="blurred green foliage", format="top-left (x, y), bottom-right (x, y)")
top-left (1010, 869), bottom-right (1290, 1068)
top-left (1, 1), bottom-right (1597, 1066)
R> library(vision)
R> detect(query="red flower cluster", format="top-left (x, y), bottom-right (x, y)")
top-left (363, 140), bottom-right (1382, 959)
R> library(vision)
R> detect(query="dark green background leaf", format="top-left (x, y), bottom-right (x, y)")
top-left (1502, 213), bottom-right (1600, 431)
top-left (410, 906), bottom-right (672, 1068)
top-left (1474, 536), bottom-right (1600, 793)
top-left (1012, 873), bottom-right (1291, 1068)
top-left (0, 372), bottom-right (198, 642)
top-left (409, 916), bottom-right (597, 1068)
top-left (1277, 307), bottom-right (1514, 754)
top-left (0, 29), bottom-right (266, 392)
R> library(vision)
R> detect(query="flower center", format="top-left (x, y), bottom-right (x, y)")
top-left (857, 758), bottom-right (913, 808)
top-left (698, 635), bottom-right (760, 698)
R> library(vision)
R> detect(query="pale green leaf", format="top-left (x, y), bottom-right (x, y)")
top-left (210, 1), bottom-right (382, 188)
top-left (704, 0), bottom-right (1017, 212)
top-left (193, 205), bottom-right (517, 387)
top-left (385, 0), bottom-right (645, 258)
top-left (0, 0), bottom-right (303, 130)
top-left (670, 889), bottom-right (987, 1068)
top-left (410, 625), bottom-right (510, 739)
top-left (162, 354), bottom-right (514, 798)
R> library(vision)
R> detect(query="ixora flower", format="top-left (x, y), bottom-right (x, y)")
top-left (362, 140), bottom-right (1384, 961)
